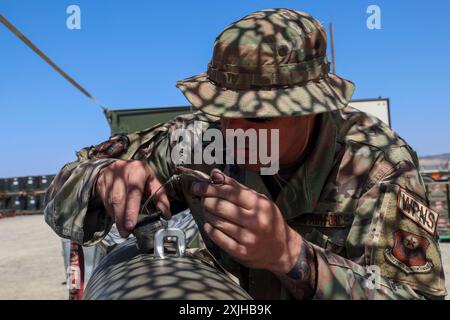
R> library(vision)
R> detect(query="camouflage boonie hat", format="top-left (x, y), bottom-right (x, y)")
top-left (176, 8), bottom-right (355, 118)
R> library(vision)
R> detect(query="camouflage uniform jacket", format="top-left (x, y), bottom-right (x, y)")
top-left (44, 106), bottom-right (447, 300)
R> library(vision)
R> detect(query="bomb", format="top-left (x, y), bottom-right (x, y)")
top-left (83, 226), bottom-right (251, 300)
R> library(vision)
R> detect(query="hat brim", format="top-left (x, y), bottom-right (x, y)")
top-left (176, 73), bottom-right (355, 118)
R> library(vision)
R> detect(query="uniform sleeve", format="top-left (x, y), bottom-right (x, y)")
top-left (311, 147), bottom-right (447, 300)
top-left (44, 158), bottom-right (117, 245)
top-left (311, 242), bottom-right (428, 299)
top-left (44, 122), bottom-right (176, 246)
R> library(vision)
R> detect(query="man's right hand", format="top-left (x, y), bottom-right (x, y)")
top-left (96, 160), bottom-right (171, 237)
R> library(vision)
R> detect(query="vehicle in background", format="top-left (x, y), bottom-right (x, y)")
top-left (104, 98), bottom-right (391, 135)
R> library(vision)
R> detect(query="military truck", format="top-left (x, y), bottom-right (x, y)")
top-left (104, 98), bottom-right (391, 135)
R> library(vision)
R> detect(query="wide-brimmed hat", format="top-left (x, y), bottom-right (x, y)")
top-left (176, 8), bottom-right (355, 118)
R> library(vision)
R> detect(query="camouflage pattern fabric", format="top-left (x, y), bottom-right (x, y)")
top-left (44, 106), bottom-right (447, 300)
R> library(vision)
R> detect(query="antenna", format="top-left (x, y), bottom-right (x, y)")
top-left (329, 22), bottom-right (336, 74)
top-left (0, 14), bottom-right (107, 113)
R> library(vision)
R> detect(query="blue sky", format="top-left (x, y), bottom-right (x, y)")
top-left (0, 0), bottom-right (449, 177)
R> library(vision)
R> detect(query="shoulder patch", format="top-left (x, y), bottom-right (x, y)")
top-left (369, 183), bottom-right (447, 297)
top-left (384, 229), bottom-right (433, 274)
top-left (89, 135), bottom-right (130, 159)
top-left (397, 188), bottom-right (438, 235)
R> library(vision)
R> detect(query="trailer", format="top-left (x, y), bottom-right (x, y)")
top-left (105, 98), bottom-right (391, 135)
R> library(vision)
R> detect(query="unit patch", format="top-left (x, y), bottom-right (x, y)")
top-left (89, 135), bottom-right (130, 159)
top-left (384, 229), bottom-right (433, 275)
top-left (397, 188), bottom-right (438, 235)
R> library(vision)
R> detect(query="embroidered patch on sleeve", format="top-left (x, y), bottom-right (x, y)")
top-left (397, 188), bottom-right (438, 235)
top-left (384, 229), bottom-right (433, 274)
top-left (89, 135), bottom-right (130, 159)
top-left (295, 213), bottom-right (353, 228)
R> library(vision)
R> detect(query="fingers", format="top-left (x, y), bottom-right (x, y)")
top-left (203, 222), bottom-right (248, 260)
top-left (191, 169), bottom-right (257, 210)
top-left (110, 168), bottom-right (128, 236)
top-left (97, 166), bottom-right (114, 217)
top-left (202, 197), bottom-right (254, 228)
top-left (203, 211), bottom-right (255, 246)
top-left (145, 172), bottom-right (171, 220)
top-left (124, 166), bottom-right (146, 231)
top-left (210, 168), bottom-right (249, 189)
top-left (192, 184), bottom-right (256, 210)
top-left (96, 160), bottom-right (171, 237)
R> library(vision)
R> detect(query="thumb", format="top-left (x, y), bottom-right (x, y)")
top-left (210, 168), bottom-right (227, 185)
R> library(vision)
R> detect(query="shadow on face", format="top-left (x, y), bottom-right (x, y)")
top-left (220, 115), bottom-right (316, 173)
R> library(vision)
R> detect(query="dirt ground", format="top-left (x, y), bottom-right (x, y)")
top-left (0, 215), bottom-right (67, 300)
top-left (0, 215), bottom-right (449, 300)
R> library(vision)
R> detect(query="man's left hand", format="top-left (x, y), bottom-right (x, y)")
top-left (191, 168), bottom-right (302, 274)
